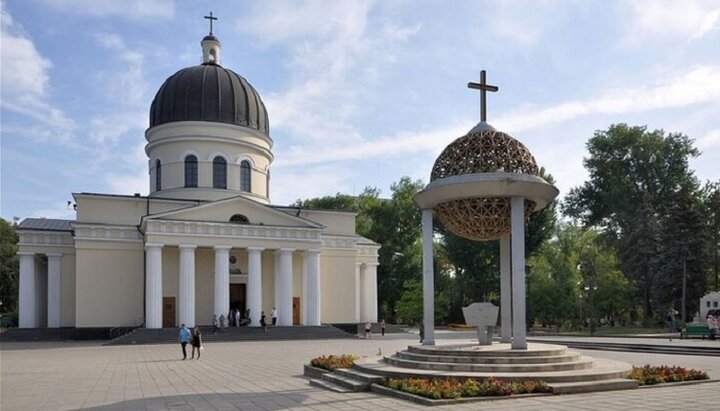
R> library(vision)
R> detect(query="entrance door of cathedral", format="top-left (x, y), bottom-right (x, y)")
top-left (293, 297), bottom-right (300, 325)
top-left (229, 284), bottom-right (246, 313)
top-left (163, 297), bottom-right (175, 328)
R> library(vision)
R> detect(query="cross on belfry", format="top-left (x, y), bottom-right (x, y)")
top-left (467, 70), bottom-right (498, 123)
top-left (204, 12), bottom-right (218, 35)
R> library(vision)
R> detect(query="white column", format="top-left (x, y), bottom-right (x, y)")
top-left (145, 243), bottom-right (163, 329)
top-left (511, 197), bottom-right (527, 350)
top-left (302, 254), bottom-right (308, 324)
top-left (305, 249), bottom-right (321, 326)
top-left (247, 247), bottom-right (264, 327)
top-left (214, 245), bottom-right (231, 319)
top-left (277, 248), bottom-right (294, 326)
top-left (178, 245), bottom-right (196, 327)
top-left (274, 252), bottom-right (281, 314)
top-left (355, 262), bottom-right (362, 322)
top-left (18, 252), bottom-right (36, 328)
top-left (421, 208), bottom-right (435, 345)
top-left (46, 253), bottom-right (62, 328)
top-left (500, 234), bottom-right (512, 343)
top-left (366, 263), bottom-right (378, 322)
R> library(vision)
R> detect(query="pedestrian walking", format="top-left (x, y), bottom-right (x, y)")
top-left (219, 314), bottom-right (225, 332)
top-left (260, 311), bottom-right (267, 332)
top-left (364, 321), bottom-right (372, 339)
top-left (271, 307), bottom-right (278, 326)
top-left (179, 323), bottom-right (190, 360)
top-left (235, 309), bottom-right (241, 327)
top-left (380, 319), bottom-right (386, 337)
top-left (212, 314), bottom-right (218, 334)
top-left (419, 321), bottom-right (425, 343)
top-left (190, 326), bottom-right (203, 359)
top-left (708, 310), bottom-right (718, 340)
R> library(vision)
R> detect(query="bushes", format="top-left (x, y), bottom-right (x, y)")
top-left (309, 354), bottom-right (359, 371)
top-left (629, 365), bottom-right (709, 385)
top-left (383, 377), bottom-right (550, 399)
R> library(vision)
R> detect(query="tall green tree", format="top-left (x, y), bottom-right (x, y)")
top-left (703, 181), bottom-right (720, 290)
top-left (0, 219), bottom-right (19, 312)
top-left (656, 183), bottom-right (709, 321)
top-left (564, 124), bottom-right (700, 320)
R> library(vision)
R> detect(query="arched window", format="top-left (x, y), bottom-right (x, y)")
top-left (213, 156), bottom-right (227, 189)
top-left (184, 155), bottom-right (198, 188)
top-left (155, 159), bottom-right (162, 191)
top-left (229, 214), bottom-right (249, 224)
top-left (240, 160), bottom-right (252, 192)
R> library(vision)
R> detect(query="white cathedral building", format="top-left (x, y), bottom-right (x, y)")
top-left (16, 30), bottom-right (380, 329)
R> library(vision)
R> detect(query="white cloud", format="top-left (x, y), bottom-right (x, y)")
top-left (38, 0), bottom-right (174, 20)
top-left (697, 128), bottom-right (720, 149)
top-left (239, 0), bottom-right (420, 144)
top-left (622, 0), bottom-right (720, 45)
top-left (30, 201), bottom-right (77, 220)
top-left (0, 2), bottom-right (75, 142)
top-left (496, 65), bottom-right (720, 134)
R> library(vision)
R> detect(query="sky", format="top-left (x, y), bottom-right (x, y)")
top-left (1, 0), bottom-right (719, 222)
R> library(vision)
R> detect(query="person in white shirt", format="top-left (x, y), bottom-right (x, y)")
top-left (271, 307), bottom-right (278, 326)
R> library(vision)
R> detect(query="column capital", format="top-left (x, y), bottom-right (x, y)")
top-left (45, 252), bottom-right (63, 258)
top-left (18, 251), bottom-right (35, 256)
top-left (278, 247), bottom-right (295, 253)
top-left (145, 243), bottom-right (164, 250)
top-left (356, 261), bottom-right (365, 268)
top-left (305, 249), bottom-right (321, 255)
top-left (178, 244), bottom-right (198, 250)
top-left (213, 245), bottom-right (232, 251)
top-left (247, 246), bottom-right (265, 252)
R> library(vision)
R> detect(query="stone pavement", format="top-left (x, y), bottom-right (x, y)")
top-left (2, 334), bottom-right (719, 411)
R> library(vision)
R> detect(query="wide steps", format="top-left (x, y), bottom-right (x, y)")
top-left (385, 355), bottom-right (594, 372)
top-left (107, 325), bottom-right (353, 345)
top-left (335, 368), bottom-right (385, 383)
top-left (408, 343), bottom-right (568, 357)
top-left (396, 349), bottom-right (582, 364)
top-left (354, 355), bottom-right (633, 383)
top-left (308, 378), bottom-right (353, 393)
top-left (320, 371), bottom-right (371, 392)
top-left (550, 378), bottom-right (638, 394)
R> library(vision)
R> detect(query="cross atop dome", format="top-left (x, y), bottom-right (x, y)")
top-left (201, 12), bottom-right (221, 65)
top-left (467, 70), bottom-right (498, 123)
top-left (204, 12), bottom-right (217, 35)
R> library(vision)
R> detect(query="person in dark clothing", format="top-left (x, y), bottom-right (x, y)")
top-left (260, 311), bottom-right (268, 332)
top-left (190, 326), bottom-right (203, 359)
top-left (419, 322), bottom-right (425, 343)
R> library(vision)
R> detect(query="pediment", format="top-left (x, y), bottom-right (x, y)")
top-left (145, 196), bottom-right (323, 229)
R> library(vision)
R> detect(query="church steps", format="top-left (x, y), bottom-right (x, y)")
top-left (320, 372), bottom-right (371, 391)
top-left (384, 355), bottom-right (595, 373)
top-left (395, 349), bottom-right (582, 364)
top-left (308, 378), bottom-right (353, 393)
top-left (333, 368), bottom-right (385, 383)
top-left (106, 325), bottom-right (353, 345)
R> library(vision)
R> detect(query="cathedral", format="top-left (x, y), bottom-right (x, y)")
top-left (16, 25), bottom-right (380, 329)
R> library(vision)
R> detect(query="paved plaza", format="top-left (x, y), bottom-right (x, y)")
top-left (2, 333), bottom-right (720, 411)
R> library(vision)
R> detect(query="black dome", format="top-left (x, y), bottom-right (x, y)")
top-left (149, 64), bottom-right (269, 134)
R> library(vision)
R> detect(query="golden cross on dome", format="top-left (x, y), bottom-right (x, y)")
top-left (468, 70), bottom-right (499, 123)
top-left (204, 12), bottom-right (218, 35)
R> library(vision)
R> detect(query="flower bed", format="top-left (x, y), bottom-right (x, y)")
top-left (309, 354), bottom-right (359, 371)
top-left (629, 365), bottom-right (709, 385)
top-left (383, 377), bottom-right (550, 400)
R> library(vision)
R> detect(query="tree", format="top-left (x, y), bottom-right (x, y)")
top-left (564, 124), bottom-right (700, 320)
top-left (656, 183), bottom-right (709, 321)
top-left (703, 181), bottom-right (720, 290)
top-left (0, 218), bottom-right (19, 313)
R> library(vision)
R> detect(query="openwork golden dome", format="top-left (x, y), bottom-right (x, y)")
top-left (431, 128), bottom-right (539, 241)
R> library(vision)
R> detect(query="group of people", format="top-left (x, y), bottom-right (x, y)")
top-left (210, 307), bottom-right (279, 334)
top-left (707, 310), bottom-right (718, 340)
top-left (178, 324), bottom-right (203, 360)
top-left (363, 319), bottom-right (386, 339)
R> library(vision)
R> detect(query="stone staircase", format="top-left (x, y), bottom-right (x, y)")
top-left (334, 342), bottom-right (638, 395)
top-left (107, 325), bottom-right (353, 345)
top-left (0, 327), bottom-right (135, 342)
top-left (308, 367), bottom-right (385, 393)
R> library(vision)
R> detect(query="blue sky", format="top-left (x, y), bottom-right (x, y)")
top-left (1, 0), bottom-right (719, 221)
